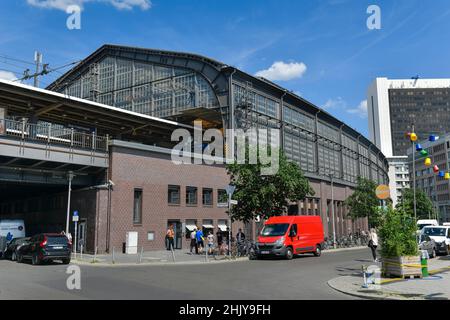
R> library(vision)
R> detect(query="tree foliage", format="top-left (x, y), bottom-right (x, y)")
top-left (344, 177), bottom-right (381, 227)
top-left (379, 206), bottom-right (418, 258)
top-left (226, 149), bottom-right (314, 222)
top-left (396, 188), bottom-right (435, 219)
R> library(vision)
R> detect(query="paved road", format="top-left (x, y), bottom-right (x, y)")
top-left (0, 248), bottom-right (372, 300)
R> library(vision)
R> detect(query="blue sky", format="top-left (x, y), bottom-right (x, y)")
top-left (1, 0), bottom-right (450, 137)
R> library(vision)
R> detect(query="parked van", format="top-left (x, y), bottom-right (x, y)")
top-left (417, 219), bottom-right (439, 231)
top-left (0, 220), bottom-right (26, 240)
top-left (255, 216), bottom-right (324, 260)
top-left (422, 225), bottom-right (450, 256)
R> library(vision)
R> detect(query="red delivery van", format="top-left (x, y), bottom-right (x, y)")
top-left (255, 215), bottom-right (324, 260)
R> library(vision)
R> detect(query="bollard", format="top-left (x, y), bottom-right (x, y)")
top-left (138, 246), bottom-right (143, 264)
top-left (112, 247), bottom-right (115, 264)
top-left (421, 250), bottom-right (429, 277)
top-left (92, 246), bottom-right (97, 264)
top-left (80, 245), bottom-right (83, 261)
top-left (170, 243), bottom-right (176, 263)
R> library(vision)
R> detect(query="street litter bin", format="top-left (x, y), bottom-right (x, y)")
top-left (421, 250), bottom-right (429, 277)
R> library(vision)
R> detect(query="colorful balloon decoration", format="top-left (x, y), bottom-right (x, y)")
top-left (406, 131), bottom-right (446, 180)
top-left (429, 135), bottom-right (439, 142)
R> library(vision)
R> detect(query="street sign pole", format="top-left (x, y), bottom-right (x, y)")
top-left (225, 185), bottom-right (236, 258)
top-left (73, 211), bottom-right (79, 255)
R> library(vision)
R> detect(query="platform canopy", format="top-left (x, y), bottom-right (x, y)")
top-left (0, 79), bottom-right (193, 147)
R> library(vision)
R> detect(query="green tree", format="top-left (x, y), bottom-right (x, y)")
top-left (379, 206), bottom-right (418, 258)
top-left (344, 177), bottom-right (381, 228)
top-left (396, 188), bottom-right (434, 219)
top-left (226, 149), bottom-right (314, 222)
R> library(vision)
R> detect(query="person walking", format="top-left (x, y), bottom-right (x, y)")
top-left (166, 224), bottom-right (175, 251)
top-left (207, 231), bottom-right (214, 255)
top-left (368, 228), bottom-right (379, 262)
top-left (190, 228), bottom-right (198, 254)
top-left (196, 227), bottom-right (204, 254)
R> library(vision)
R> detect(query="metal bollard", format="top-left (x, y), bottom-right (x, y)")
top-left (92, 246), bottom-right (97, 264)
top-left (421, 250), bottom-right (429, 277)
top-left (138, 246), bottom-right (143, 264)
top-left (80, 245), bottom-right (83, 261)
top-left (171, 243), bottom-right (176, 263)
top-left (112, 247), bottom-right (115, 264)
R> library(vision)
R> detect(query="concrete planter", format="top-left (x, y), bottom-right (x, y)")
top-left (382, 255), bottom-right (422, 278)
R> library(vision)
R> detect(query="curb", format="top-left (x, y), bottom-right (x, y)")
top-left (71, 256), bottom-right (248, 267)
top-left (322, 246), bottom-right (366, 253)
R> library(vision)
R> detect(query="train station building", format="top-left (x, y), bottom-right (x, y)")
top-left (0, 45), bottom-right (389, 253)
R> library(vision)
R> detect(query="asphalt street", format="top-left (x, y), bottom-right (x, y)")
top-left (0, 248), bottom-right (372, 300)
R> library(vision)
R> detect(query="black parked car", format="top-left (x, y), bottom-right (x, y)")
top-left (17, 233), bottom-right (72, 265)
top-left (3, 237), bottom-right (30, 261)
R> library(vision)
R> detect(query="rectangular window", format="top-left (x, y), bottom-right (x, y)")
top-left (186, 186), bottom-right (198, 206)
top-left (168, 185), bottom-right (180, 205)
top-left (133, 189), bottom-right (143, 225)
top-left (202, 188), bottom-right (213, 206)
top-left (217, 189), bottom-right (228, 207)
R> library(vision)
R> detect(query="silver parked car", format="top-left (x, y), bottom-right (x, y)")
top-left (419, 234), bottom-right (437, 258)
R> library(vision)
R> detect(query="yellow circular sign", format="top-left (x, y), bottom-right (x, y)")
top-left (376, 184), bottom-right (390, 200)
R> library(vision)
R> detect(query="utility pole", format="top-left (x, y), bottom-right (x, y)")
top-left (411, 124), bottom-right (417, 224)
top-left (33, 51), bottom-right (43, 88)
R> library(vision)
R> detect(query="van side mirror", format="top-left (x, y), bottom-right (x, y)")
top-left (289, 229), bottom-right (297, 237)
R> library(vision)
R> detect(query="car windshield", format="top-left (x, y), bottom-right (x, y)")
top-left (423, 227), bottom-right (446, 237)
top-left (418, 224), bottom-right (433, 230)
top-left (260, 224), bottom-right (289, 237)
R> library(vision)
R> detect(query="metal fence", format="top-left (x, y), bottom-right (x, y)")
top-left (0, 118), bottom-right (108, 152)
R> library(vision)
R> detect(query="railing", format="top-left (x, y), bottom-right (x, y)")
top-left (0, 118), bottom-right (109, 152)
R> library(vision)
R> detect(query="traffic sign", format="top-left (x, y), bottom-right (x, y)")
top-left (225, 185), bottom-right (236, 197)
top-left (73, 210), bottom-right (79, 222)
top-left (230, 199), bottom-right (238, 205)
top-left (375, 185), bottom-right (390, 200)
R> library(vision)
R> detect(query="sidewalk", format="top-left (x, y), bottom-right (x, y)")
top-left (71, 249), bottom-right (246, 267)
top-left (328, 256), bottom-right (450, 300)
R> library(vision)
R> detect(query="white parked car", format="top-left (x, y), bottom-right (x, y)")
top-left (417, 219), bottom-right (439, 232)
top-left (422, 226), bottom-right (450, 256)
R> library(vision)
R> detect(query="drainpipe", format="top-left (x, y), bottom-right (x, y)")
top-left (228, 68), bottom-right (237, 160)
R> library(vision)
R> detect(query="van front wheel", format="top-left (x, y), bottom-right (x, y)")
top-left (313, 245), bottom-right (321, 257)
top-left (285, 247), bottom-right (294, 260)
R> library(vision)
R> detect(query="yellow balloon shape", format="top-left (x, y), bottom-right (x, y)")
top-left (445, 173), bottom-right (450, 180)
top-left (410, 133), bottom-right (418, 142)
top-left (425, 158), bottom-right (432, 166)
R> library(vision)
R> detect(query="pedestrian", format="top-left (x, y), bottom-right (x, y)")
top-left (207, 231), bottom-right (214, 254)
top-left (368, 228), bottom-right (379, 262)
top-left (166, 224), bottom-right (175, 251)
top-left (216, 231), bottom-right (223, 246)
top-left (196, 227), bottom-right (204, 254)
top-left (190, 228), bottom-right (197, 254)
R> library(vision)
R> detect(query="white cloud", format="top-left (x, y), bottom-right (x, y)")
top-left (0, 70), bottom-right (17, 81)
top-left (347, 100), bottom-right (368, 118)
top-left (322, 97), bottom-right (346, 110)
top-left (26, 0), bottom-right (151, 11)
top-left (255, 61), bottom-right (307, 81)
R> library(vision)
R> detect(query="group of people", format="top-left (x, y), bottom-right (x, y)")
top-left (189, 227), bottom-right (224, 255)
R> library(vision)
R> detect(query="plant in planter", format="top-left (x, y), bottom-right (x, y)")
top-left (379, 206), bottom-right (420, 278)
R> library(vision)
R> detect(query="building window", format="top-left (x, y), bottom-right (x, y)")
top-left (133, 189), bottom-right (143, 225)
top-left (217, 189), bottom-right (228, 207)
top-left (202, 188), bottom-right (213, 206)
top-left (186, 186), bottom-right (198, 206)
top-left (168, 185), bottom-right (180, 205)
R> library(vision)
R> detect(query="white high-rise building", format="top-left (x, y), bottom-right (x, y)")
top-left (367, 77), bottom-right (450, 206)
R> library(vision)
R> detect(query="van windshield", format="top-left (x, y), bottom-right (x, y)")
top-left (260, 224), bottom-right (289, 237)
top-left (423, 227), bottom-right (446, 237)
top-left (418, 224), bottom-right (433, 230)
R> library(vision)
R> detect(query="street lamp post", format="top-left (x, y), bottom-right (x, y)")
top-left (329, 174), bottom-right (337, 249)
top-left (65, 171), bottom-right (74, 235)
top-left (411, 124), bottom-right (417, 225)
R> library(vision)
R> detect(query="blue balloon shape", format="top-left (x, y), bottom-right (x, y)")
top-left (429, 135), bottom-right (437, 142)
top-left (439, 171), bottom-right (445, 177)
top-left (416, 144), bottom-right (423, 151)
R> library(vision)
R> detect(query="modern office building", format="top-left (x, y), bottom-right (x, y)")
top-left (407, 134), bottom-right (450, 223)
top-left (0, 45), bottom-right (389, 253)
top-left (387, 156), bottom-right (410, 207)
top-left (368, 77), bottom-right (450, 204)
